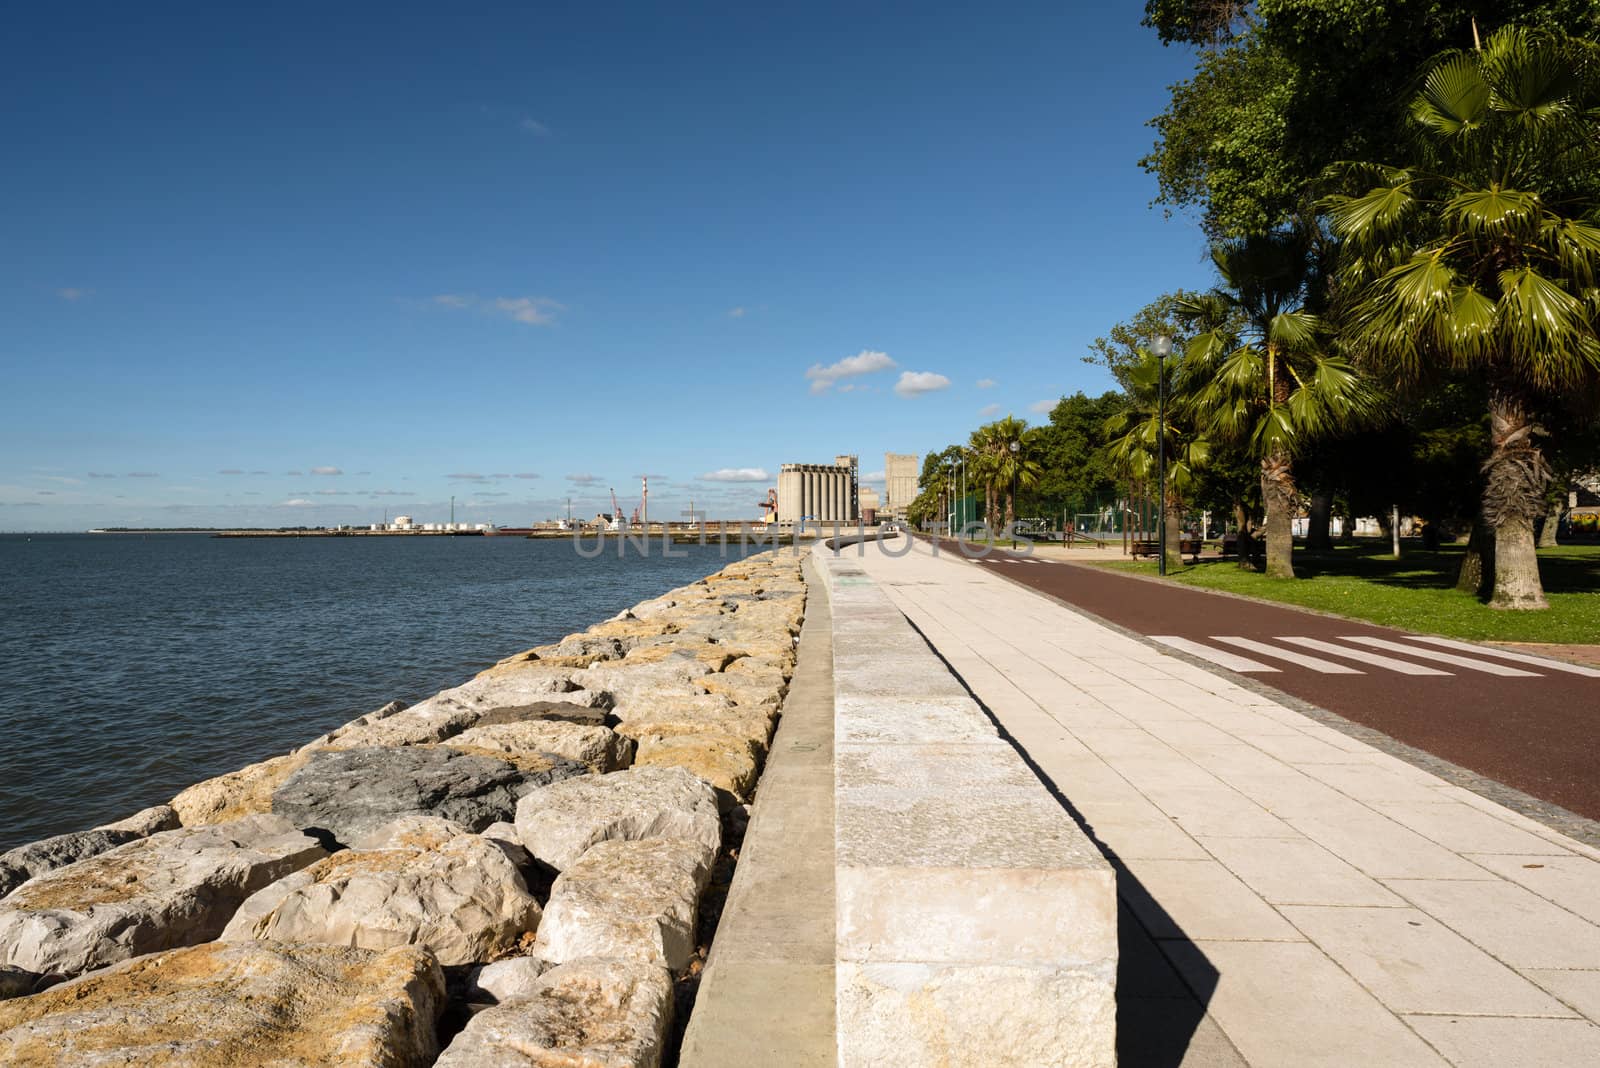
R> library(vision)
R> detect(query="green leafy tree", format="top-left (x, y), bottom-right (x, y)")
top-left (1325, 26), bottom-right (1600, 607)
top-left (1105, 350), bottom-right (1213, 571)
top-left (1141, 0), bottom-right (1600, 237)
top-left (1181, 227), bottom-right (1376, 577)
top-left (1083, 293), bottom-right (1205, 390)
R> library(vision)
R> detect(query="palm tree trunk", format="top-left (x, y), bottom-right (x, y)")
top-left (1260, 447), bottom-right (1297, 579)
top-left (1234, 500), bottom-right (1254, 570)
top-left (1455, 513), bottom-right (1493, 596)
top-left (1482, 389), bottom-right (1550, 609)
top-left (1306, 489), bottom-right (1334, 550)
top-left (1164, 492), bottom-right (1185, 571)
top-left (1537, 497), bottom-right (1563, 548)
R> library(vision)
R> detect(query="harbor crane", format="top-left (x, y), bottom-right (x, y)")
top-left (607, 487), bottom-right (626, 532)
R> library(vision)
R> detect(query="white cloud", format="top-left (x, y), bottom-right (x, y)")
top-left (280, 498), bottom-right (315, 507)
top-left (513, 472), bottom-right (541, 479)
top-left (492, 297), bottom-right (561, 325)
top-left (978, 403), bottom-right (1001, 418)
top-left (311, 466), bottom-right (343, 476)
top-left (861, 470), bottom-right (886, 482)
top-left (566, 473), bottom-right (602, 485)
top-left (125, 471), bottom-right (160, 478)
top-left (894, 371), bottom-right (951, 398)
top-left (448, 473), bottom-right (488, 481)
top-left (218, 469), bottom-right (245, 475)
top-left (519, 117), bottom-right (549, 135)
top-left (805, 350), bottom-right (896, 394)
top-left (727, 306), bottom-right (746, 318)
top-left (86, 472), bottom-right (117, 479)
top-left (976, 378), bottom-right (996, 389)
top-left (1028, 399), bottom-right (1056, 414)
top-left (432, 293), bottom-right (562, 326)
top-left (56, 287), bottom-right (90, 301)
top-left (698, 467), bottom-right (771, 482)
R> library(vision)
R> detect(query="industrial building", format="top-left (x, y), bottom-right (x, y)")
top-left (777, 455), bottom-right (858, 524)
top-left (884, 452), bottom-right (919, 519)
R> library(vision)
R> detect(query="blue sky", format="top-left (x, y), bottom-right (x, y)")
top-left (2, 2), bottom-right (1213, 530)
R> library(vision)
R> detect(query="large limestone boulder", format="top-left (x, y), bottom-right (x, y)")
top-left (170, 752), bottom-right (311, 826)
top-left (448, 720), bottom-right (634, 773)
top-left (514, 766), bottom-right (720, 872)
top-left (271, 746), bottom-right (535, 847)
top-left (534, 838), bottom-right (714, 970)
top-left (482, 632), bottom-right (639, 675)
top-left (632, 733), bottom-right (760, 805)
top-left (0, 814), bottom-right (326, 981)
top-left (622, 639), bottom-right (743, 672)
top-left (570, 658), bottom-right (714, 710)
top-left (0, 806), bottom-right (179, 900)
top-left (222, 824), bottom-right (539, 967)
top-left (0, 940), bottom-right (444, 1067)
top-left (435, 958), bottom-right (673, 1068)
top-left (461, 956), bottom-right (550, 1009)
top-left (699, 670), bottom-right (787, 710)
top-left (293, 698), bottom-right (408, 749)
top-left (316, 673), bottom-right (580, 751)
top-left (612, 697), bottom-right (775, 755)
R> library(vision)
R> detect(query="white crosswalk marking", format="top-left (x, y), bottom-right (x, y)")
top-left (1277, 636), bottom-right (1452, 676)
top-left (1151, 635), bottom-right (1280, 673)
top-left (1341, 636), bottom-right (1541, 677)
top-left (1211, 636), bottom-right (1365, 674)
top-left (1404, 635), bottom-right (1600, 678)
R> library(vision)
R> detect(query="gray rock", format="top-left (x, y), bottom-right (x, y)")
top-left (271, 746), bottom-right (533, 848)
top-left (0, 805), bottom-right (183, 900)
top-left (0, 966), bottom-right (36, 1001)
top-left (534, 838), bottom-right (714, 970)
top-left (514, 766), bottom-right (721, 872)
top-left (470, 700), bottom-right (616, 729)
top-left (0, 814), bottom-right (326, 981)
top-left (435, 958), bottom-right (672, 1068)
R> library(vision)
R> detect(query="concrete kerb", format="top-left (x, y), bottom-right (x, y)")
top-left (679, 551), bottom-right (837, 1067)
top-left (818, 552), bottom-right (1119, 1068)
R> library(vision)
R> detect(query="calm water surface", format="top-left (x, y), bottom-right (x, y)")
top-left (0, 533), bottom-right (761, 850)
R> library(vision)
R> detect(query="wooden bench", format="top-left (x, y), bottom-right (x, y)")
top-left (1131, 538), bottom-right (1202, 563)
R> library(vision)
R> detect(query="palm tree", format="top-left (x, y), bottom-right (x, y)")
top-left (968, 416), bottom-right (1043, 535)
top-left (1180, 228), bottom-right (1374, 578)
top-left (1105, 349), bottom-right (1212, 572)
top-left (1324, 27), bottom-right (1600, 608)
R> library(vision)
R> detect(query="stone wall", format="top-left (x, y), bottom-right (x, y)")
top-left (819, 552), bottom-right (1118, 1068)
top-left (0, 550), bottom-right (805, 1068)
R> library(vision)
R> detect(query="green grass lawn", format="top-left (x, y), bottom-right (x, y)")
top-left (1086, 540), bottom-right (1600, 644)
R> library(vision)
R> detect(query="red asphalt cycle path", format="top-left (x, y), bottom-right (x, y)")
top-left (929, 540), bottom-right (1600, 822)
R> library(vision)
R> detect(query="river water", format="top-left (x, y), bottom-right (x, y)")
top-left (0, 533), bottom-right (762, 850)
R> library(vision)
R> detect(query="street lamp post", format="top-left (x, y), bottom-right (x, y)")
top-left (1009, 440), bottom-right (1020, 549)
top-left (1153, 334), bottom-right (1173, 576)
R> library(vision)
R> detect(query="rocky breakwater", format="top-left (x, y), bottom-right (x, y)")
top-left (0, 550), bottom-right (805, 1067)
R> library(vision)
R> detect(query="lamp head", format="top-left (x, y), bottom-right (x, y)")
top-left (1009, 441), bottom-right (1020, 454)
top-left (1152, 335), bottom-right (1173, 358)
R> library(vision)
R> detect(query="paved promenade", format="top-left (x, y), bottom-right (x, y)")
top-left (847, 539), bottom-right (1600, 1067)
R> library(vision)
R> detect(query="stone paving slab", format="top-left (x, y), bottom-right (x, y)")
top-left (846, 540), bottom-right (1600, 1067)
